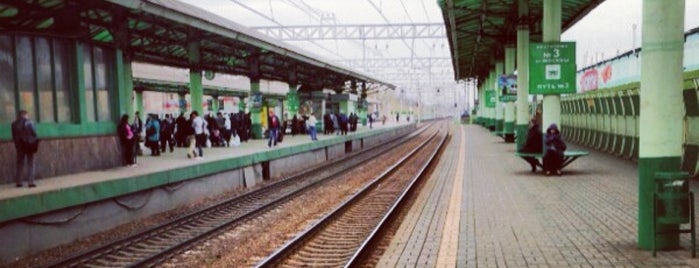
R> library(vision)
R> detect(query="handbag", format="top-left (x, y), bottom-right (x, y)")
top-left (22, 139), bottom-right (40, 153)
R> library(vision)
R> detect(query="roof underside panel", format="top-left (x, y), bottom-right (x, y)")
top-left (439, 0), bottom-right (603, 82)
top-left (0, 0), bottom-right (395, 90)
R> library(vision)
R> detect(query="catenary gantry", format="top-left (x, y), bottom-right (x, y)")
top-left (0, 0), bottom-right (394, 91)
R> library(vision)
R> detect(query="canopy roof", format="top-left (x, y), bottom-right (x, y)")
top-left (0, 0), bottom-right (395, 91)
top-left (438, 0), bottom-right (603, 81)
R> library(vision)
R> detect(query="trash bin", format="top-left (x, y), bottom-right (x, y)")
top-left (653, 171), bottom-right (695, 257)
top-left (655, 172), bottom-right (690, 224)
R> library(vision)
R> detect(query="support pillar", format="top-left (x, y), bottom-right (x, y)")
top-left (211, 95), bottom-right (219, 113)
top-left (495, 61), bottom-right (504, 135)
top-left (134, 89), bottom-right (143, 118)
top-left (541, 0), bottom-right (561, 132)
top-left (188, 41), bottom-right (203, 114)
top-left (249, 78), bottom-right (262, 139)
top-left (504, 46), bottom-right (516, 142)
top-left (516, 0), bottom-right (531, 150)
top-left (360, 82), bottom-right (368, 126)
top-left (478, 84), bottom-right (485, 126)
top-left (287, 84), bottom-right (299, 118)
top-left (287, 70), bottom-right (299, 118)
top-left (637, 0), bottom-right (685, 250)
top-left (115, 50), bottom-right (134, 117)
top-left (488, 68), bottom-right (496, 131)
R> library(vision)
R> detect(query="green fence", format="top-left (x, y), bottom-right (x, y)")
top-left (560, 70), bottom-right (699, 176)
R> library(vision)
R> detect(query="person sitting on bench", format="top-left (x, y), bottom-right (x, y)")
top-left (519, 114), bottom-right (543, 172)
top-left (543, 124), bottom-right (567, 176)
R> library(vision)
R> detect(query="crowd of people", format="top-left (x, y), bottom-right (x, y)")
top-left (117, 110), bottom-right (255, 166)
top-left (116, 110), bottom-right (382, 168)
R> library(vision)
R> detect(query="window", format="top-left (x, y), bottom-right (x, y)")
top-left (53, 39), bottom-right (72, 122)
top-left (0, 35), bottom-right (14, 122)
top-left (0, 34), bottom-right (77, 124)
top-left (16, 36), bottom-right (35, 121)
top-left (36, 37), bottom-right (54, 122)
top-left (83, 43), bottom-right (113, 122)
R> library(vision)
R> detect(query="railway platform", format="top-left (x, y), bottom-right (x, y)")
top-left (378, 124), bottom-right (699, 267)
top-left (0, 121), bottom-right (414, 263)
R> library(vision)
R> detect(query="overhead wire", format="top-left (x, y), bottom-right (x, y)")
top-left (228, 0), bottom-right (348, 60)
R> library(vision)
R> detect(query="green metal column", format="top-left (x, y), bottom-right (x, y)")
top-left (516, 0), bottom-right (530, 150)
top-left (188, 41), bottom-right (203, 114)
top-left (211, 95), bottom-right (219, 113)
top-left (238, 96), bottom-right (246, 113)
top-left (485, 72), bottom-right (492, 129)
top-left (115, 49), bottom-right (133, 117)
top-left (134, 89), bottom-right (143, 117)
top-left (495, 61), bottom-right (504, 134)
top-left (504, 46), bottom-right (516, 142)
top-left (637, 0), bottom-right (685, 250)
top-left (249, 78), bottom-right (262, 139)
top-left (287, 70), bottom-right (299, 118)
top-left (478, 84), bottom-right (484, 126)
top-left (287, 85), bottom-right (299, 118)
top-left (360, 82), bottom-right (368, 126)
top-left (542, 0), bottom-right (561, 132)
top-left (488, 70), bottom-right (496, 130)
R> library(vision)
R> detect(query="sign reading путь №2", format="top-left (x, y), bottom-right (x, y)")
top-left (529, 42), bottom-right (576, 94)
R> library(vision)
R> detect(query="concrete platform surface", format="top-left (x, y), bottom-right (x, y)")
top-left (379, 124), bottom-right (699, 267)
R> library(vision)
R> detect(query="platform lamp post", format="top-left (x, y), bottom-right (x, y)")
top-left (637, 0), bottom-right (685, 250)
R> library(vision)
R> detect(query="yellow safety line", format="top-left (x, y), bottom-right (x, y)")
top-left (435, 126), bottom-right (466, 267)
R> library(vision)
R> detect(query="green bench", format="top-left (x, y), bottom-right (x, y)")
top-left (514, 150), bottom-right (589, 170)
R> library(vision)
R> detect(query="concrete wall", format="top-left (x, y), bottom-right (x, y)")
top-left (0, 136), bottom-right (122, 184)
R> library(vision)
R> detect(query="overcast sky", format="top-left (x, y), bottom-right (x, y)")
top-left (179, 0), bottom-right (699, 83)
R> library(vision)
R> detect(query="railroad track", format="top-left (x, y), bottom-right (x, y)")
top-left (45, 123), bottom-right (437, 268)
top-left (256, 122), bottom-right (449, 267)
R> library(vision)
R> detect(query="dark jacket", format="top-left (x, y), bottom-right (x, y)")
top-left (544, 124), bottom-right (566, 153)
top-left (521, 122), bottom-right (543, 153)
top-left (12, 117), bottom-right (37, 152)
top-left (268, 115), bottom-right (280, 130)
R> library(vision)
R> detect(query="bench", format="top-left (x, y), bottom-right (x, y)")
top-left (514, 150), bottom-right (589, 170)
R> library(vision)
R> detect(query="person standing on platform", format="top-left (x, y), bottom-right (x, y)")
top-left (323, 112), bottom-right (331, 134)
top-left (368, 113), bottom-right (373, 129)
top-left (268, 110), bottom-right (280, 148)
top-left (12, 110), bottom-right (38, 188)
top-left (291, 114), bottom-right (299, 136)
top-left (332, 112), bottom-right (340, 135)
top-left (160, 114), bottom-right (174, 153)
top-left (223, 112), bottom-right (232, 147)
top-left (339, 113), bottom-right (348, 135)
top-left (118, 114), bottom-right (136, 167)
top-left (543, 123), bottom-right (566, 176)
top-left (145, 114), bottom-right (161, 156)
top-left (244, 112), bottom-right (252, 142)
top-left (190, 111), bottom-right (207, 159)
top-left (231, 112), bottom-right (241, 139)
top-left (307, 113), bottom-right (318, 141)
top-left (174, 112), bottom-right (187, 147)
top-left (132, 111), bottom-right (144, 155)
